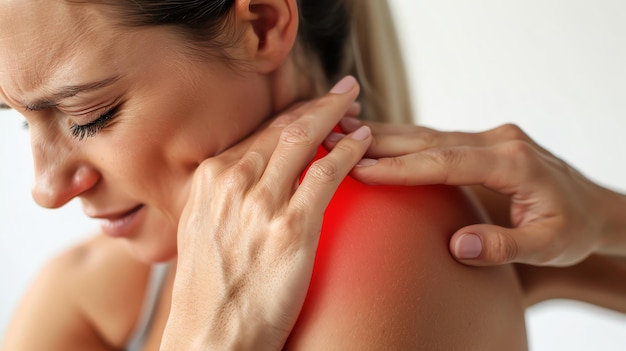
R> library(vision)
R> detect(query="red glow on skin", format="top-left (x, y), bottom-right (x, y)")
top-left (285, 147), bottom-right (526, 349)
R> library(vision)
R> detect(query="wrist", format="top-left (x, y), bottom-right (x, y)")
top-left (595, 185), bottom-right (626, 257)
top-left (204, 320), bottom-right (285, 351)
top-left (161, 308), bottom-right (286, 351)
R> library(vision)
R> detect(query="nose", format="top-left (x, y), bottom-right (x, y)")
top-left (31, 139), bottom-right (100, 209)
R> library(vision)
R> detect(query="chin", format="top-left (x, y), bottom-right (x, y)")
top-left (123, 239), bottom-right (178, 264)
top-left (123, 223), bottom-right (178, 264)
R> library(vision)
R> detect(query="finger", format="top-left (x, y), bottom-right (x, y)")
top-left (339, 117), bottom-right (417, 135)
top-left (340, 120), bottom-right (554, 161)
top-left (259, 76), bottom-right (360, 200)
top-left (351, 141), bottom-right (542, 193)
top-left (349, 145), bottom-right (495, 186)
top-left (335, 120), bottom-right (500, 157)
top-left (364, 130), bottom-right (486, 158)
top-left (214, 96), bottom-right (345, 180)
top-left (218, 95), bottom-right (329, 160)
top-left (449, 223), bottom-right (560, 266)
top-left (327, 122), bottom-right (431, 157)
top-left (481, 124), bottom-right (549, 155)
top-left (290, 125), bottom-right (372, 232)
top-left (346, 102), bottom-right (362, 118)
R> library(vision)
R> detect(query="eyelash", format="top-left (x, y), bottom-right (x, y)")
top-left (70, 107), bottom-right (117, 140)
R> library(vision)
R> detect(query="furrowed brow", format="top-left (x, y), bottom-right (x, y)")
top-left (24, 76), bottom-right (121, 111)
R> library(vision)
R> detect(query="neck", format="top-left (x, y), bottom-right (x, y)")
top-left (268, 49), bottom-right (322, 114)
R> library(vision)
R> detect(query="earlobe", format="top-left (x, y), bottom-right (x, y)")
top-left (233, 0), bottom-right (298, 73)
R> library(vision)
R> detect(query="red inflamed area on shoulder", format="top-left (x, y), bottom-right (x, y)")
top-left (285, 145), bottom-right (503, 348)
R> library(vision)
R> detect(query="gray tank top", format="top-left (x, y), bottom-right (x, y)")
top-left (125, 263), bottom-right (169, 351)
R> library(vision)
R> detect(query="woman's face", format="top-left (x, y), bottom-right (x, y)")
top-left (0, 1), bottom-right (275, 262)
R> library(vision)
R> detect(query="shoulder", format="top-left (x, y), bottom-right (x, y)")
top-left (2, 234), bottom-right (150, 351)
top-left (286, 177), bottom-right (528, 350)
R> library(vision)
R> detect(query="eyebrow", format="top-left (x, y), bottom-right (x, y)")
top-left (24, 76), bottom-right (121, 111)
top-left (0, 102), bottom-right (10, 109)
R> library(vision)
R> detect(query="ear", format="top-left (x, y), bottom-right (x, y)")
top-left (233, 0), bottom-right (299, 73)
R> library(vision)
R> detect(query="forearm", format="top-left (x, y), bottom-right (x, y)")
top-left (514, 184), bottom-right (626, 313)
top-left (516, 255), bottom-right (626, 313)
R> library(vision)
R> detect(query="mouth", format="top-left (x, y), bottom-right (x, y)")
top-left (95, 204), bottom-right (145, 238)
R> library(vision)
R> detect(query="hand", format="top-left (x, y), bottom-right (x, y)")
top-left (328, 119), bottom-right (626, 267)
top-left (160, 77), bottom-right (372, 350)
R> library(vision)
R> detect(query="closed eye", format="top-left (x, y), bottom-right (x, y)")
top-left (70, 106), bottom-right (118, 140)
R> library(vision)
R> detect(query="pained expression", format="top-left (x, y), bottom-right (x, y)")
top-left (0, 1), bottom-right (273, 262)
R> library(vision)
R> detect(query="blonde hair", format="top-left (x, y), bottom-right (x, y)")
top-left (344, 0), bottom-right (414, 124)
top-left (294, 0), bottom-right (414, 123)
top-left (295, 0), bottom-right (413, 124)
top-left (77, 0), bottom-right (412, 122)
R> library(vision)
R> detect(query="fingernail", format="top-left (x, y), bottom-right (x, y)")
top-left (356, 158), bottom-right (377, 167)
top-left (330, 76), bottom-right (356, 94)
top-left (325, 132), bottom-right (345, 143)
top-left (339, 116), bottom-right (362, 132)
top-left (455, 234), bottom-right (482, 259)
top-left (351, 125), bottom-right (371, 141)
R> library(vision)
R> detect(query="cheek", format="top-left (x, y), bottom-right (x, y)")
top-left (96, 124), bottom-right (195, 216)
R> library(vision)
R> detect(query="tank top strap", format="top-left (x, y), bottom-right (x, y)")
top-left (125, 262), bottom-right (170, 351)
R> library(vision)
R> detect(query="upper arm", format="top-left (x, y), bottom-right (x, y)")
top-left (1, 235), bottom-right (148, 351)
top-left (1, 240), bottom-right (114, 351)
top-left (285, 180), bottom-right (527, 350)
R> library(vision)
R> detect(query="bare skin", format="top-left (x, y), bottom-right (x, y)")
top-left (332, 119), bottom-right (626, 267)
top-left (1, 0), bottom-right (528, 350)
top-left (329, 119), bottom-right (626, 313)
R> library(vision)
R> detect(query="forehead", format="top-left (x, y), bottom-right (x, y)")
top-left (0, 0), bottom-right (119, 99)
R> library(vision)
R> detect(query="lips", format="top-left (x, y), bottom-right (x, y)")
top-left (94, 204), bottom-right (145, 238)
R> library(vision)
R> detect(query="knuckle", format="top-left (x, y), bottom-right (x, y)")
top-left (306, 160), bottom-right (339, 183)
top-left (271, 112), bottom-right (300, 128)
top-left (424, 148), bottom-right (460, 182)
top-left (195, 159), bottom-right (222, 181)
top-left (249, 182), bottom-right (276, 205)
top-left (500, 140), bottom-right (538, 173)
top-left (417, 128), bottom-right (441, 148)
top-left (274, 212), bottom-right (301, 236)
top-left (385, 157), bottom-right (413, 184)
top-left (231, 155), bottom-right (256, 176)
top-left (491, 232), bottom-right (519, 264)
top-left (241, 150), bottom-right (265, 170)
top-left (387, 156), bottom-right (408, 170)
top-left (280, 123), bottom-right (314, 147)
top-left (416, 148), bottom-right (462, 183)
top-left (267, 213), bottom-right (302, 250)
top-left (220, 170), bottom-right (247, 192)
top-left (506, 140), bottom-right (534, 157)
top-left (495, 123), bottom-right (529, 142)
top-left (219, 159), bottom-right (257, 191)
top-left (426, 147), bottom-right (459, 166)
top-left (332, 139), bottom-right (359, 155)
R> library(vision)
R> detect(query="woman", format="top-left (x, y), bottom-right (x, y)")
top-left (0, 0), bottom-right (527, 350)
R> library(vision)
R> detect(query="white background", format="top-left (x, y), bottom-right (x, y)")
top-left (1, 0), bottom-right (625, 349)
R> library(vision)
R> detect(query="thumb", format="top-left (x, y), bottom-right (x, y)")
top-left (449, 224), bottom-right (525, 266)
